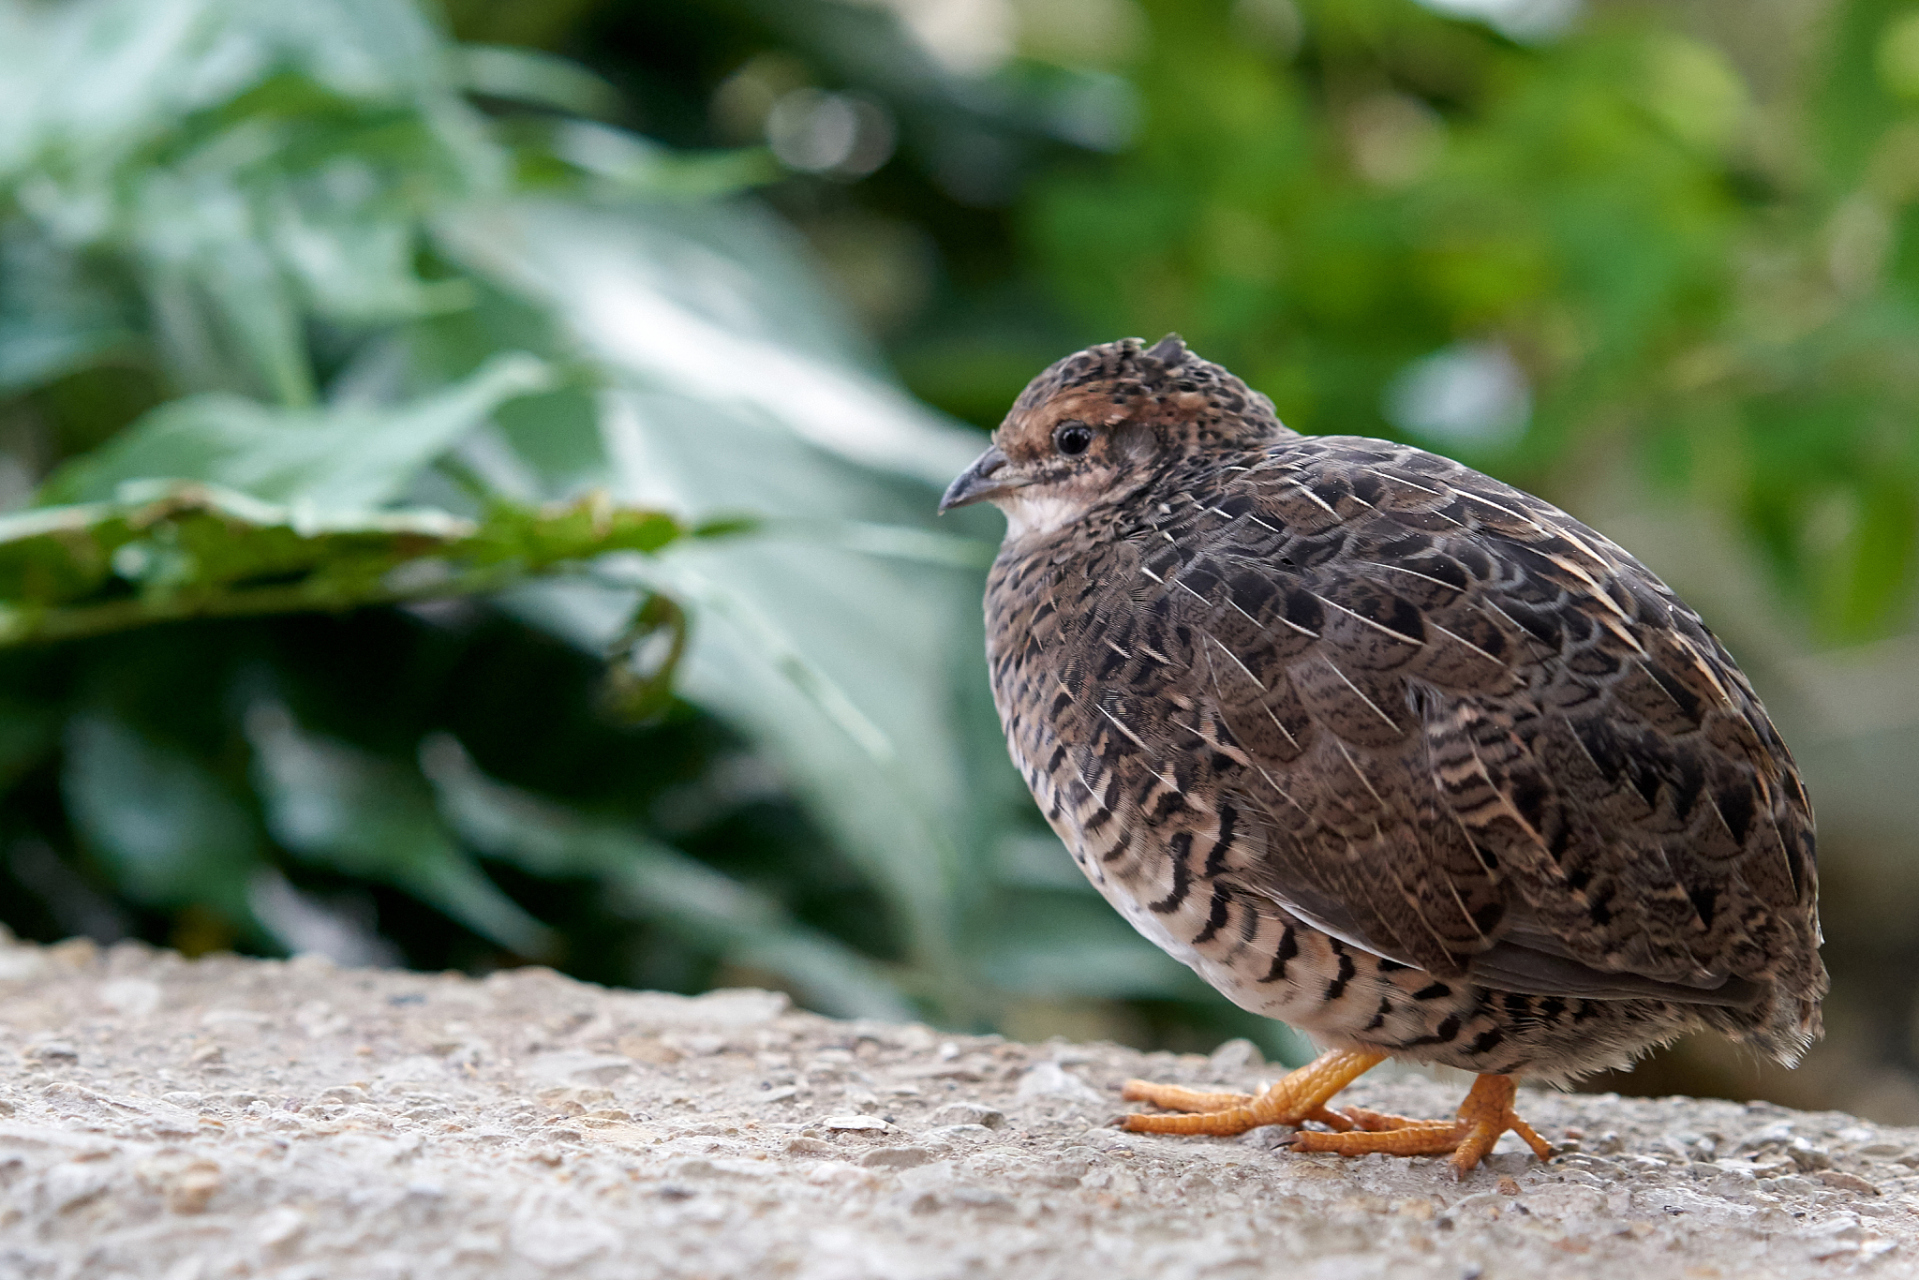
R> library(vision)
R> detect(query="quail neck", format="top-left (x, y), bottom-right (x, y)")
top-left (944, 334), bottom-right (1826, 1177)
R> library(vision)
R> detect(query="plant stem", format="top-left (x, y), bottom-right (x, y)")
top-left (0, 564), bottom-right (538, 646)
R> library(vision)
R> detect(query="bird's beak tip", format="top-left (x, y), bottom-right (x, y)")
top-left (940, 444), bottom-right (1012, 514)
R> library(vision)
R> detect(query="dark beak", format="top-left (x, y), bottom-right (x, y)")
top-left (939, 444), bottom-right (1014, 513)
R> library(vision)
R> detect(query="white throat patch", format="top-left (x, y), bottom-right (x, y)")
top-left (997, 492), bottom-right (1085, 541)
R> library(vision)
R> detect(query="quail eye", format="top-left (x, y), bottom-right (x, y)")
top-left (1053, 422), bottom-right (1095, 456)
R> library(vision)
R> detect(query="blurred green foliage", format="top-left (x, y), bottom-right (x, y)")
top-left (1015, 0), bottom-right (1919, 646)
top-left (1, 0), bottom-right (1915, 1067)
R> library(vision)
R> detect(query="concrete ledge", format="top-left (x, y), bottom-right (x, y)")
top-left (0, 932), bottom-right (1910, 1278)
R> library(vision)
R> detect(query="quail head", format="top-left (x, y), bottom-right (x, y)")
top-left (942, 335), bottom-right (1826, 1177)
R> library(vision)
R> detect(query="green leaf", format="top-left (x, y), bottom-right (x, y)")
top-left (1, 0), bottom-right (506, 399)
top-left (60, 711), bottom-right (263, 923)
top-left (0, 223), bottom-right (138, 394)
top-left (458, 44), bottom-right (622, 119)
top-left (767, 519), bottom-right (999, 570)
top-left (421, 733), bottom-right (913, 1020)
top-left (979, 894), bottom-right (1205, 1000)
top-left (438, 199), bottom-right (979, 485)
top-left (44, 352), bottom-right (554, 509)
top-left (247, 700), bottom-right (555, 958)
top-left (444, 196), bottom-right (1020, 1023)
top-left (600, 591), bottom-right (689, 724)
top-left (543, 121), bottom-right (779, 200)
top-left (0, 0), bottom-right (457, 184)
top-left (0, 481), bottom-right (691, 645)
top-left (0, 696), bottom-right (56, 796)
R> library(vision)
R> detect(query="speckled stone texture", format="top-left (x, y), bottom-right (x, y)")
top-left (0, 931), bottom-right (1909, 1280)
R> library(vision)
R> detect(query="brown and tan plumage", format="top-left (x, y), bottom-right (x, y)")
top-left (942, 335), bottom-right (1825, 1177)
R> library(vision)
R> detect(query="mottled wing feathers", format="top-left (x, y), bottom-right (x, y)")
top-left (1068, 436), bottom-right (1823, 1030)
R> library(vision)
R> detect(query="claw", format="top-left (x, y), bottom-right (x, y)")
top-left (1121, 1056), bottom-right (1552, 1177)
top-left (1119, 1048), bottom-right (1385, 1138)
top-left (1288, 1073), bottom-right (1552, 1177)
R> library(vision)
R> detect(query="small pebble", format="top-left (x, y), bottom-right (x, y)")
top-left (1206, 1039), bottom-right (1263, 1074)
top-left (1816, 1170), bottom-right (1881, 1195)
top-left (929, 1102), bottom-right (1005, 1129)
top-left (1787, 1139), bottom-right (1832, 1172)
top-left (861, 1146), bottom-right (936, 1170)
top-left (24, 1043), bottom-right (80, 1064)
top-left (806, 1162), bottom-right (870, 1186)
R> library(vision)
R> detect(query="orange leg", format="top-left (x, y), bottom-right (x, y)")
top-left (1290, 1072), bottom-right (1554, 1178)
top-left (1120, 1048), bottom-right (1386, 1136)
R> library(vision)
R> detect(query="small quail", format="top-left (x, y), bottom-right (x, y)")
top-left (942, 336), bottom-right (1826, 1177)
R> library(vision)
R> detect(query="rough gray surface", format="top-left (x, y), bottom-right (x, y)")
top-left (0, 934), bottom-right (1912, 1280)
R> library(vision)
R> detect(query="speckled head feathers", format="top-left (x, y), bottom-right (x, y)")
top-left (1006, 334), bottom-right (1288, 449)
top-left (940, 335), bottom-right (1292, 540)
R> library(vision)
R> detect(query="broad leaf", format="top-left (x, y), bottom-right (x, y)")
top-left (44, 353), bottom-right (553, 508)
top-left (443, 196), bottom-right (1023, 1016)
top-left (247, 700), bottom-right (555, 958)
top-left (0, 480), bottom-right (689, 645)
top-left (61, 711), bottom-right (263, 925)
top-left (423, 734), bottom-right (913, 1020)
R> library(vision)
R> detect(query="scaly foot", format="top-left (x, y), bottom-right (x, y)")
top-left (1290, 1072), bottom-right (1554, 1178)
top-left (1119, 1048), bottom-right (1385, 1137)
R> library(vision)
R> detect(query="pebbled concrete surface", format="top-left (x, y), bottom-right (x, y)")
top-left (0, 930), bottom-right (1912, 1280)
